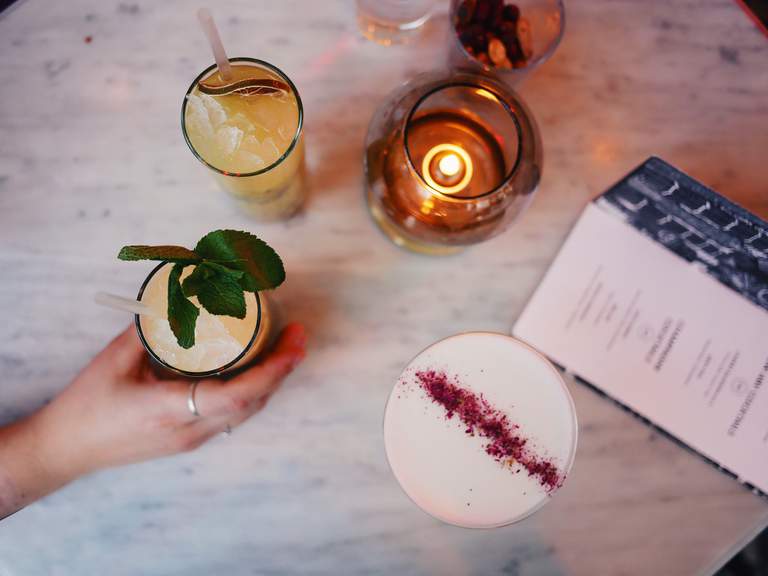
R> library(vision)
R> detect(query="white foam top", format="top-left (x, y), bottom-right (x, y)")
top-left (384, 332), bottom-right (578, 528)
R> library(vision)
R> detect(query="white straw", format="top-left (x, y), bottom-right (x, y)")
top-left (95, 292), bottom-right (157, 317)
top-left (197, 8), bottom-right (232, 80)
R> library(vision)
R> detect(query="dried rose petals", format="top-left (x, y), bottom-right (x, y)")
top-left (412, 369), bottom-right (564, 492)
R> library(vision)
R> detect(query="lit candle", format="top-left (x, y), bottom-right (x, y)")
top-left (406, 109), bottom-right (507, 202)
top-left (421, 143), bottom-right (474, 195)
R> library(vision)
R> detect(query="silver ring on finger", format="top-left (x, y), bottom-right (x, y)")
top-left (187, 381), bottom-right (202, 417)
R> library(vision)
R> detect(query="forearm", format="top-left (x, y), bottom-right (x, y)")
top-left (0, 411), bottom-right (79, 520)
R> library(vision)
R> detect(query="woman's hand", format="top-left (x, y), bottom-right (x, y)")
top-left (0, 322), bottom-right (306, 519)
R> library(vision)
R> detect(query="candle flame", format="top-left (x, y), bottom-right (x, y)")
top-left (421, 143), bottom-right (473, 196)
top-left (438, 153), bottom-right (462, 177)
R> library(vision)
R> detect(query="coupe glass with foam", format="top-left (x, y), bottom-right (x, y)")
top-left (384, 332), bottom-right (578, 528)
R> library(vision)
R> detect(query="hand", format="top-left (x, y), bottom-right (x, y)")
top-left (0, 322), bottom-right (306, 519)
top-left (43, 321), bottom-right (306, 473)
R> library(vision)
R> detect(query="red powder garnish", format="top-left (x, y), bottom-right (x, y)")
top-left (84, 35), bottom-right (93, 44)
top-left (413, 369), bottom-right (564, 492)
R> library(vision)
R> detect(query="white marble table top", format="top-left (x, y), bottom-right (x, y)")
top-left (1, 1), bottom-right (767, 574)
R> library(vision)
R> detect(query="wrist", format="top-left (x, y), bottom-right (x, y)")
top-left (31, 405), bottom-right (94, 485)
top-left (0, 409), bottom-right (85, 517)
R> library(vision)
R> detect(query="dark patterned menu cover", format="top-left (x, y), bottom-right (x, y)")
top-left (597, 156), bottom-right (768, 313)
top-left (514, 157), bottom-right (768, 496)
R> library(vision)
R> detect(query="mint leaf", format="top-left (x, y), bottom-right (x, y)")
top-left (167, 263), bottom-right (199, 349)
top-left (182, 262), bottom-right (244, 297)
top-left (119, 245), bottom-right (201, 264)
top-left (207, 261), bottom-right (244, 280)
top-left (181, 262), bottom-right (246, 319)
top-left (194, 230), bottom-right (285, 291)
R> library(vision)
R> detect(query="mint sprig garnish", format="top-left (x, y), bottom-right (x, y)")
top-left (119, 230), bottom-right (284, 349)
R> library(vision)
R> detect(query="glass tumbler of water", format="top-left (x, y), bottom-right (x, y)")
top-left (356, 0), bottom-right (435, 45)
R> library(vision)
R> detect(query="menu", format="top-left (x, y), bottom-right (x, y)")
top-left (513, 157), bottom-right (768, 495)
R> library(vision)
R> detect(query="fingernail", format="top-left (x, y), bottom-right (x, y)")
top-left (292, 329), bottom-right (306, 348)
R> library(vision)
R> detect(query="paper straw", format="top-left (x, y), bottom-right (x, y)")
top-left (197, 8), bottom-right (232, 80)
top-left (95, 292), bottom-right (157, 316)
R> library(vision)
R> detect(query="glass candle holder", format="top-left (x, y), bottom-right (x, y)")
top-left (448, 0), bottom-right (565, 85)
top-left (364, 70), bottom-right (541, 255)
top-left (135, 263), bottom-right (276, 378)
top-left (182, 57), bottom-right (306, 221)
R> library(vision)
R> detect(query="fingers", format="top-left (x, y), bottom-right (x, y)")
top-left (154, 324), bottom-right (305, 451)
top-left (194, 323), bottom-right (306, 421)
top-left (201, 389), bottom-right (273, 435)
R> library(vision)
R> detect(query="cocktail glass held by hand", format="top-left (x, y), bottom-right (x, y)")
top-left (97, 229), bottom-right (285, 377)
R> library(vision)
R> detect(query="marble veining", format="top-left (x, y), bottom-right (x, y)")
top-left (0, 1), bottom-right (767, 575)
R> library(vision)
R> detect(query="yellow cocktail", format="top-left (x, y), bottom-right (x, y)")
top-left (182, 58), bottom-right (305, 220)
